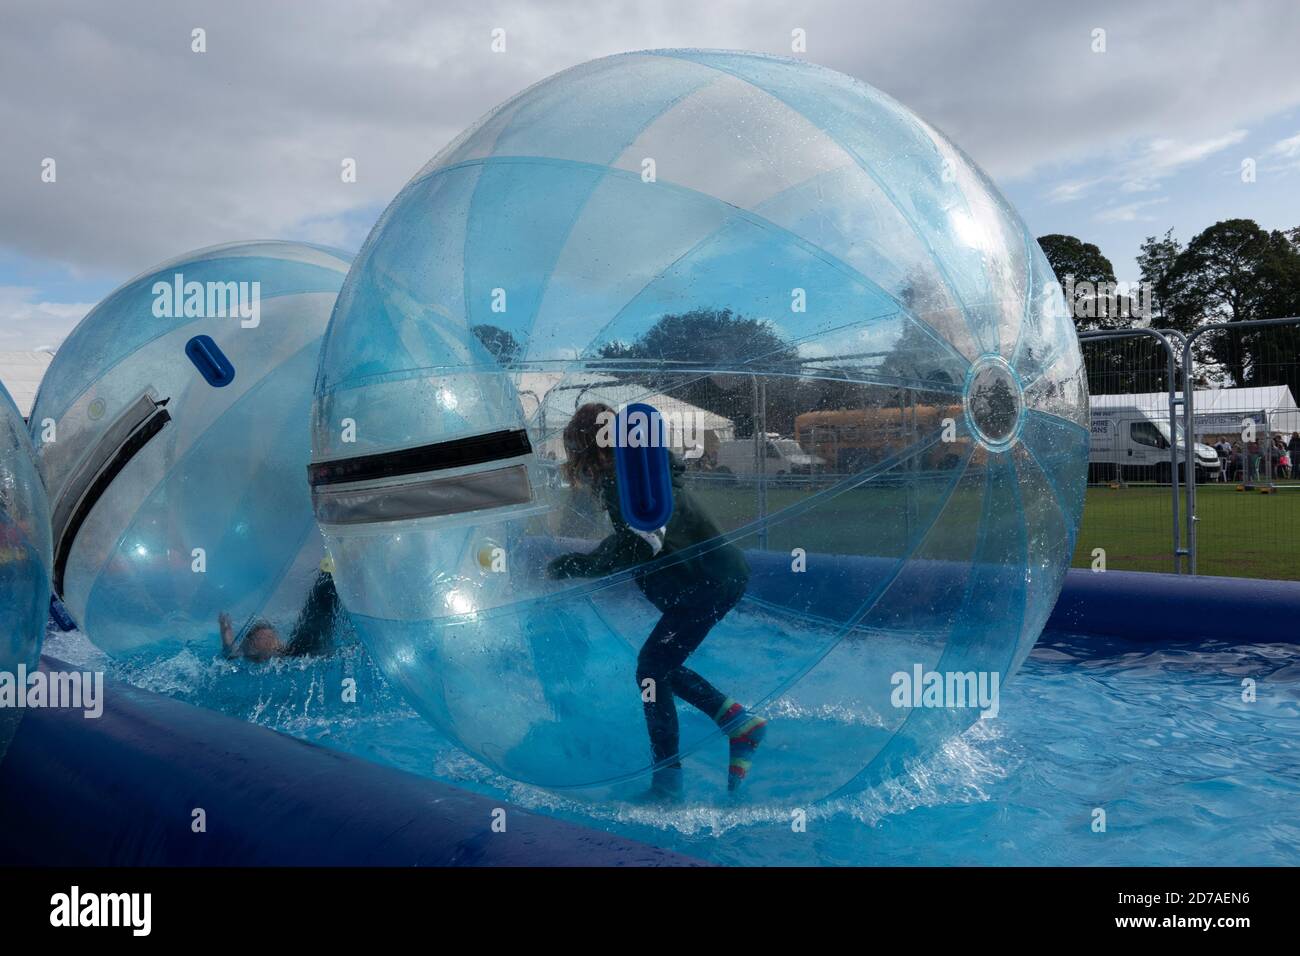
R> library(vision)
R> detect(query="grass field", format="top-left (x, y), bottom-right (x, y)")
top-left (1071, 481), bottom-right (1300, 579)
top-left (685, 476), bottom-right (1300, 581)
top-left (688, 479), bottom-right (984, 558)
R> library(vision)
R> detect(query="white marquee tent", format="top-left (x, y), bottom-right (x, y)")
top-left (517, 372), bottom-right (736, 459)
top-left (0, 350), bottom-right (55, 419)
top-left (1091, 385), bottom-right (1300, 437)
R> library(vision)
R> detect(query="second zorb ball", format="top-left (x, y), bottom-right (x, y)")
top-left (31, 241), bottom-right (350, 656)
top-left (311, 51), bottom-right (1088, 803)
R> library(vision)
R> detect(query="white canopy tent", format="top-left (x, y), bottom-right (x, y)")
top-left (1091, 385), bottom-right (1300, 438)
top-left (516, 372), bottom-right (736, 459)
top-left (0, 350), bottom-right (54, 420)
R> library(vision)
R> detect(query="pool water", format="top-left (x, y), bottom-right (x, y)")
top-left (44, 627), bottom-right (1300, 866)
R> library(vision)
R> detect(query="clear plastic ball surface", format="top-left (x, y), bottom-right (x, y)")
top-left (31, 241), bottom-right (350, 656)
top-left (0, 380), bottom-right (52, 759)
top-left (311, 50), bottom-right (1088, 803)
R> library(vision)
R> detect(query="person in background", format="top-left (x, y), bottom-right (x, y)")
top-left (1247, 435), bottom-right (1262, 481)
top-left (547, 402), bottom-right (767, 799)
top-left (1215, 438), bottom-right (1230, 482)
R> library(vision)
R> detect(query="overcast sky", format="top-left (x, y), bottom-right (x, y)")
top-left (3, 0), bottom-right (1299, 350)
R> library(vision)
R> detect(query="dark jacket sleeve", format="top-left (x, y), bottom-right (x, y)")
top-left (548, 478), bottom-right (653, 578)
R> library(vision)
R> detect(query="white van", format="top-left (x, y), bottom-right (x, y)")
top-left (1089, 406), bottom-right (1219, 483)
top-left (713, 434), bottom-right (824, 479)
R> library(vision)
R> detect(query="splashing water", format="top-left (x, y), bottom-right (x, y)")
top-left (42, 625), bottom-right (1300, 866)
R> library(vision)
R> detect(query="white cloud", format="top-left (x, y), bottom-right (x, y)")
top-left (1265, 131), bottom-right (1300, 159)
top-left (1047, 178), bottom-right (1103, 203)
top-left (1046, 130), bottom-right (1248, 203)
top-left (1259, 131), bottom-right (1300, 174)
top-left (1140, 130), bottom-right (1248, 171)
top-left (1094, 197), bottom-right (1169, 223)
top-left (2, 0), bottom-right (1300, 309)
top-left (0, 286), bottom-right (91, 350)
top-left (0, 0), bottom-right (1294, 351)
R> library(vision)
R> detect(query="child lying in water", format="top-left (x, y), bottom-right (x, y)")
top-left (219, 570), bottom-right (341, 663)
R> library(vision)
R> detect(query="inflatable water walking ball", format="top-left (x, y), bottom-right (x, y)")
top-left (0, 380), bottom-right (52, 760)
top-left (30, 241), bottom-right (351, 656)
top-left (311, 50), bottom-right (1089, 803)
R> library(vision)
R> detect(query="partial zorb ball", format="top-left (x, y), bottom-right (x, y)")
top-left (311, 51), bottom-right (1088, 803)
top-left (0, 380), bottom-right (52, 760)
top-left (31, 241), bottom-right (350, 656)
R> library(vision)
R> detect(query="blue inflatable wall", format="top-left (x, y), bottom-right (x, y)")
top-left (0, 658), bottom-right (701, 866)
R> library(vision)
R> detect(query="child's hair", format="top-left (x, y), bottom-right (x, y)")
top-left (562, 402), bottom-right (615, 489)
top-left (238, 617), bottom-right (275, 643)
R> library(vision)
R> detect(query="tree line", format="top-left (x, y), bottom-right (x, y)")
top-left (1038, 221), bottom-right (1300, 397)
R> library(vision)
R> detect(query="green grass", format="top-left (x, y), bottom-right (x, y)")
top-left (684, 477), bottom-right (1300, 581)
top-left (692, 483), bottom-right (933, 555)
top-left (1071, 481), bottom-right (1300, 580)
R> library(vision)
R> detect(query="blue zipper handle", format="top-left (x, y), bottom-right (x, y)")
top-left (614, 402), bottom-right (674, 532)
top-left (49, 595), bottom-right (79, 632)
top-left (185, 334), bottom-right (236, 387)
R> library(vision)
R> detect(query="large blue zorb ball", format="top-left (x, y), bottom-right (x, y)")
top-left (311, 51), bottom-right (1088, 803)
top-left (0, 379), bottom-right (52, 760)
top-left (30, 241), bottom-right (350, 656)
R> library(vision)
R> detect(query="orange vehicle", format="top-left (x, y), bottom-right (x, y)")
top-left (794, 404), bottom-right (960, 474)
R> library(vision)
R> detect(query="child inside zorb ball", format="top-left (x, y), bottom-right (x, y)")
top-left (546, 403), bottom-right (767, 798)
top-left (309, 49), bottom-right (1089, 805)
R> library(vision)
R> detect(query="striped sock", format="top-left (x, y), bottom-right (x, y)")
top-left (714, 698), bottom-right (745, 732)
top-left (712, 698), bottom-right (767, 792)
top-left (727, 715), bottom-right (768, 792)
